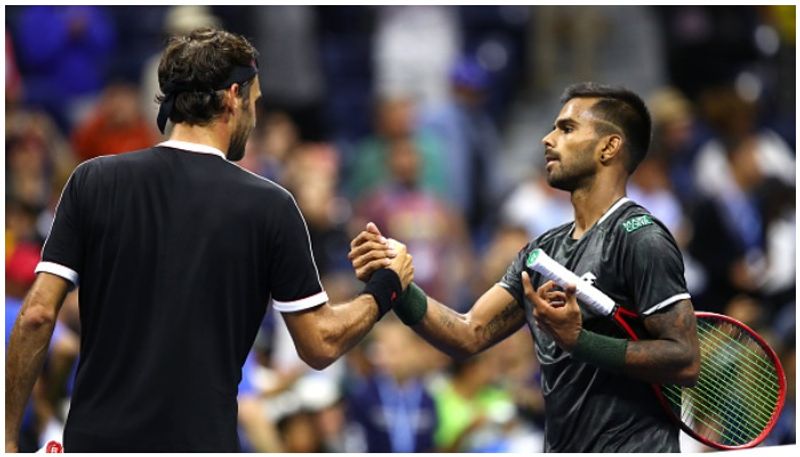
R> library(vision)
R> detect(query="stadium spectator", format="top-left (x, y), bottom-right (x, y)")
top-left (688, 85), bottom-right (795, 312)
top-left (348, 96), bottom-right (447, 202)
top-left (420, 56), bottom-right (506, 243)
top-left (431, 348), bottom-right (516, 451)
top-left (11, 6), bottom-right (116, 131)
top-left (355, 137), bottom-right (472, 309)
top-left (373, 6), bottom-right (459, 107)
top-left (345, 319), bottom-right (439, 452)
top-left (71, 82), bottom-right (158, 160)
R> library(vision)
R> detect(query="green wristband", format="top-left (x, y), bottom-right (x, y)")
top-left (394, 282), bottom-right (427, 326)
top-left (571, 329), bottom-right (628, 372)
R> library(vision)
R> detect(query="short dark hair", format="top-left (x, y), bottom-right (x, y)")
top-left (560, 82), bottom-right (652, 174)
top-left (157, 28), bottom-right (258, 127)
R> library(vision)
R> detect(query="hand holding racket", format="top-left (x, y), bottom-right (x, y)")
top-left (521, 272), bottom-right (583, 352)
top-left (525, 248), bottom-right (786, 450)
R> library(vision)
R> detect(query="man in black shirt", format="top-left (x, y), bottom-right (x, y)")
top-left (349, 83), bottom-right (700, 452)
top-left (6, 28), bottom-right (413, 452)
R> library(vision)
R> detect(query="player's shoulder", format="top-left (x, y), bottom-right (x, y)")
top-left (610, 200), bottom-right (676, 246)
top-left (217, 162), bottom-right (303, 213)
top-left (70, 148), bottom-right (156, 180)
top-left (227, 162), bottom-right (294, 199)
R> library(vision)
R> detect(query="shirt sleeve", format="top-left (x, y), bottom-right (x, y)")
top-left (497, 242), bottom-right (533, 307)
top-left (35, 165), bottom-right (87, 287)
top-left (621, 222), bottom-right (691, 316)
top-left (268, 194), bottom-right (328, 313)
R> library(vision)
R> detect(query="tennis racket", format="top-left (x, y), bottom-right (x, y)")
top-left (527, 248), bottom-right (786, 450)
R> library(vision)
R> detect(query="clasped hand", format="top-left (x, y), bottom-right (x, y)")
top-left (348, 222), bottom-right (414, 289)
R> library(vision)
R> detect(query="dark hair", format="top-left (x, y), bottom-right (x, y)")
top-left (156, 28), bottom-right (258, 127)
top-left (560, 82), bottom-right (652, 174)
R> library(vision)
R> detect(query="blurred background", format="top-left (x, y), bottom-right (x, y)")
top-left (4, 5), bottom-right (795, 452)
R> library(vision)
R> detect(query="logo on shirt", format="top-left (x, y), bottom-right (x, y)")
top-left (580, 272), bottom-right (597, 285)
top-left (622, 214), bottom-right (653, 233)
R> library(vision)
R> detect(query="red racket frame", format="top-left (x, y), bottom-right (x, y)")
top-left (612, 309), bottom-right (786, 450)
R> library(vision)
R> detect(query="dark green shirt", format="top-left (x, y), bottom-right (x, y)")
top-left (500, 197), bottom-right (690, 452)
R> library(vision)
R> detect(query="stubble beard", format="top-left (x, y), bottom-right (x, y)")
top-left (226, 111), bottom-right (252, 162)
top-left (546, 144), bottom-right (597, 192)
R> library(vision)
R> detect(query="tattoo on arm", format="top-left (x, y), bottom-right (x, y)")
top-left (481, 301), bottom-right (525, 345)
top-left (624, 300), bottom-right (700, 385)
top-left (438, 311), bottom-right (456, 330)
top-left (642, 300), bottom-right (696, 343)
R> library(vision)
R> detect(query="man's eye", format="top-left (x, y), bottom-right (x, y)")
top-left (562, 127), bottom-right (573, 133)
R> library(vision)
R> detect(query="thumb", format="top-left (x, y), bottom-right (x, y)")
top-left (565, 283), bottom-right (578, 308)
top-left (366, 222), bottom-right (383, 237)
top-left (521, 271), bottom-right (534, 298)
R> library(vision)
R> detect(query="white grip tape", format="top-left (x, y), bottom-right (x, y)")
top-left (525, 248), bottom-right (616, 316)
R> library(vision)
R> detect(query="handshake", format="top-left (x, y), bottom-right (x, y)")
top-left (347, 222), bottom-right (429, 324)
top-left (347, 222), bottom-right (414, 289)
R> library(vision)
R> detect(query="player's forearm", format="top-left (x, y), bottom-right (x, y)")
top-left (5, 308), bottom-right (58, 449)
top-left (623, 338), bottom-right (699, 386)
top-left (299, 294), bottom-right (380, 370)
top-left (410, 296), bottom-right (482, 360)
top-left (400, 285), bottom-right (524, 360)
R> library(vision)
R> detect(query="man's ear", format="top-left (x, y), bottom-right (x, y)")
top-left (224, 83), bottom-right (241, 112)
top-left (599, 134), bottom-right (623, 164)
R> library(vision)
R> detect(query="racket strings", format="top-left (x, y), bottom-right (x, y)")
top-left (671, 384), bottom-right (769, 444)
top-left (698, 325), bottom-right (781, 401)
top-left (702, 329), bottom-right (777, 386)
top-left (700, 326), bottom-right (781, 411)
top-left (661, 318), bottom-right (781, 447)
top-left (667, 392), bottom-right (748, 444)
top-left (690, 324), bottom-right (778, 427)
top-left (664, 375), bottom-right (771, 444)
top-left (665, 368), bottom-right (775, 427)
top-left (702, 321), bottom-right (780, 381)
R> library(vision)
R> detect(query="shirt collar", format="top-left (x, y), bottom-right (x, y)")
top-left (596, 196), bottom-right (632, 226)
top-left (157, 140), bottom-right (227, 159)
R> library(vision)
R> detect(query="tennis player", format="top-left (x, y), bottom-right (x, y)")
top-left (350, 83), bottom-right (700, 452)
top-left (6, 28), bottom-right (413, 452)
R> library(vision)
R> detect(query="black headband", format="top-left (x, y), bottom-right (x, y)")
top-left (156, 60), bottom-right (259, 134)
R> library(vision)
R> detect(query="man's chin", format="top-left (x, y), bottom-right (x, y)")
top-left (546, 175), bottom-right (572, 192)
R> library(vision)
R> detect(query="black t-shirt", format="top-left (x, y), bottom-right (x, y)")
top-left (35, 141), bottom-right (328, 451)
top-left (499, 197), bottom-right (690, 452)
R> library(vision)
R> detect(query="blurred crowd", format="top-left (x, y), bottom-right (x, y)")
top-left (4, 5), bottom-right (796, 452)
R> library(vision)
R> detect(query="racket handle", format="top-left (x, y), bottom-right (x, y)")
top-left (526, 248), bottom-right (616, 316)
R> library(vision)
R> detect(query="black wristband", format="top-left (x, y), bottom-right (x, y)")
top-left (362, 269), bottom-right (402, 319)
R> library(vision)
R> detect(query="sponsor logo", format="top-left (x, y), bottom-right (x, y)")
top-left (580, 272), bottom-right (597, 285)
top-left (622, 215), bottom-right (653, 233)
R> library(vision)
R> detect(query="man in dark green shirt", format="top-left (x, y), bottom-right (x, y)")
top-left (349, 82), bottom-right (700, 452)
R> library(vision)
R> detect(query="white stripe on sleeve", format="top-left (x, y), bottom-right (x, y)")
top-left (641, 293), bottom-right (691, 316)
top-left (35, 261), bottom-right (79, 286)
top-left (272, 290), bottom-right (329, 313)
